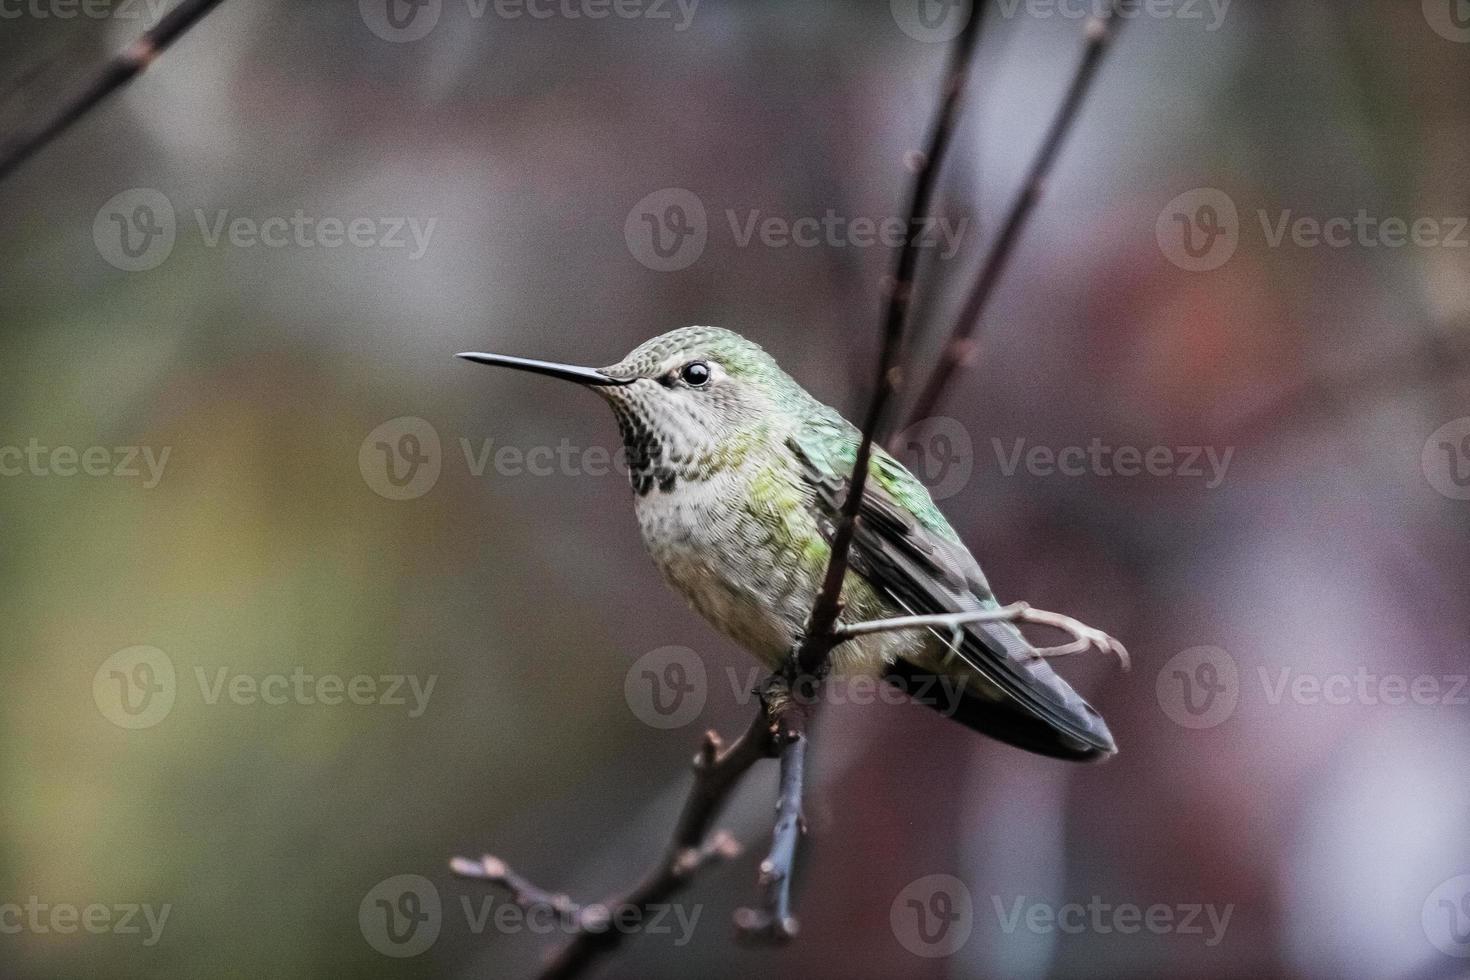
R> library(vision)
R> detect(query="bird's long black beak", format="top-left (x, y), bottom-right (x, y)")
top-left (456, 352), bottom-right (630, 387)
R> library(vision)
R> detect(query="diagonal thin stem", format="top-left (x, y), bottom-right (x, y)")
top-left (796, 0), bottom-right (985, 678)
top-left (733, 723), bottom-right (807, 942)
top-left (548, 714), bottom-right (761, 978)
top-left (904, 4), bottom-right (1127, 427)
top-left (739, 0), bottom-right (986, 944)
top-left (0, 0), bottom-right (229, 184)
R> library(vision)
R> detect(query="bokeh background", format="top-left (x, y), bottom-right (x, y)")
top-left (2, 1), bottom-right (1469, 977)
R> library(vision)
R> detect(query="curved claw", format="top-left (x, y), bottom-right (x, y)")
top-left (1023, 608), bottom-right (1131, 671)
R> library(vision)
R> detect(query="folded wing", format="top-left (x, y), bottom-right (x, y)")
top-left (788, 431), bottom-right (1116, 761)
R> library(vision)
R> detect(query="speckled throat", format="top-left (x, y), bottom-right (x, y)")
top-left (604, 384), bottom-right (763, 497)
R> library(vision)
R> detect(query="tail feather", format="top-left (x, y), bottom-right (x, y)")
top-left (884, 612), bottom-right (1118, 763)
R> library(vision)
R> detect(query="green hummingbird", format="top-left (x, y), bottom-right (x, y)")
top-left (459, 326), bottom-right (1116, 760)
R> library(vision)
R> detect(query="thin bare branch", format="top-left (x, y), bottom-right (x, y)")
top-left (797, 1), bottom-right (985, 678)
top-left (450, 855), bottom-right (584, 922)
top-left (0, 0), bottom-right (229, 184)
top-left (733, 4), bottom-right (986, 943)
top-left (904, 5), bottom-right (1126, 427)
top-left (732, 725), bottom-right (806, 942)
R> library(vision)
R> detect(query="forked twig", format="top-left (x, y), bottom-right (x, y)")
top-left (451, 706), bottom-right (764, 979)
top-left (905, 4), bottom-right (1128, 426)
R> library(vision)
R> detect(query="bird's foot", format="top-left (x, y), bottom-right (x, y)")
top-left (1017, 604), bottom-right (1130, 670)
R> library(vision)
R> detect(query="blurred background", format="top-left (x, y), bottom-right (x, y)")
top-left (2, 1), bottom-right (1468, 977)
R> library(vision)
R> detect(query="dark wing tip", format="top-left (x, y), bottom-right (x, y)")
top-left (884, 660), bottom-right (1117, 761)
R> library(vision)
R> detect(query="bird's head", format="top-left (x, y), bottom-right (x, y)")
top-left (459, 326), bottom-right (807, 492)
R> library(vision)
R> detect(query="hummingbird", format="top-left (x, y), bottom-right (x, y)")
top-left (459, 326), bottom-right (1116, 760)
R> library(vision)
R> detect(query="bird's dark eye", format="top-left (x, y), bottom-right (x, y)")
top-left (679, 361), bottom-right (711, 387)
